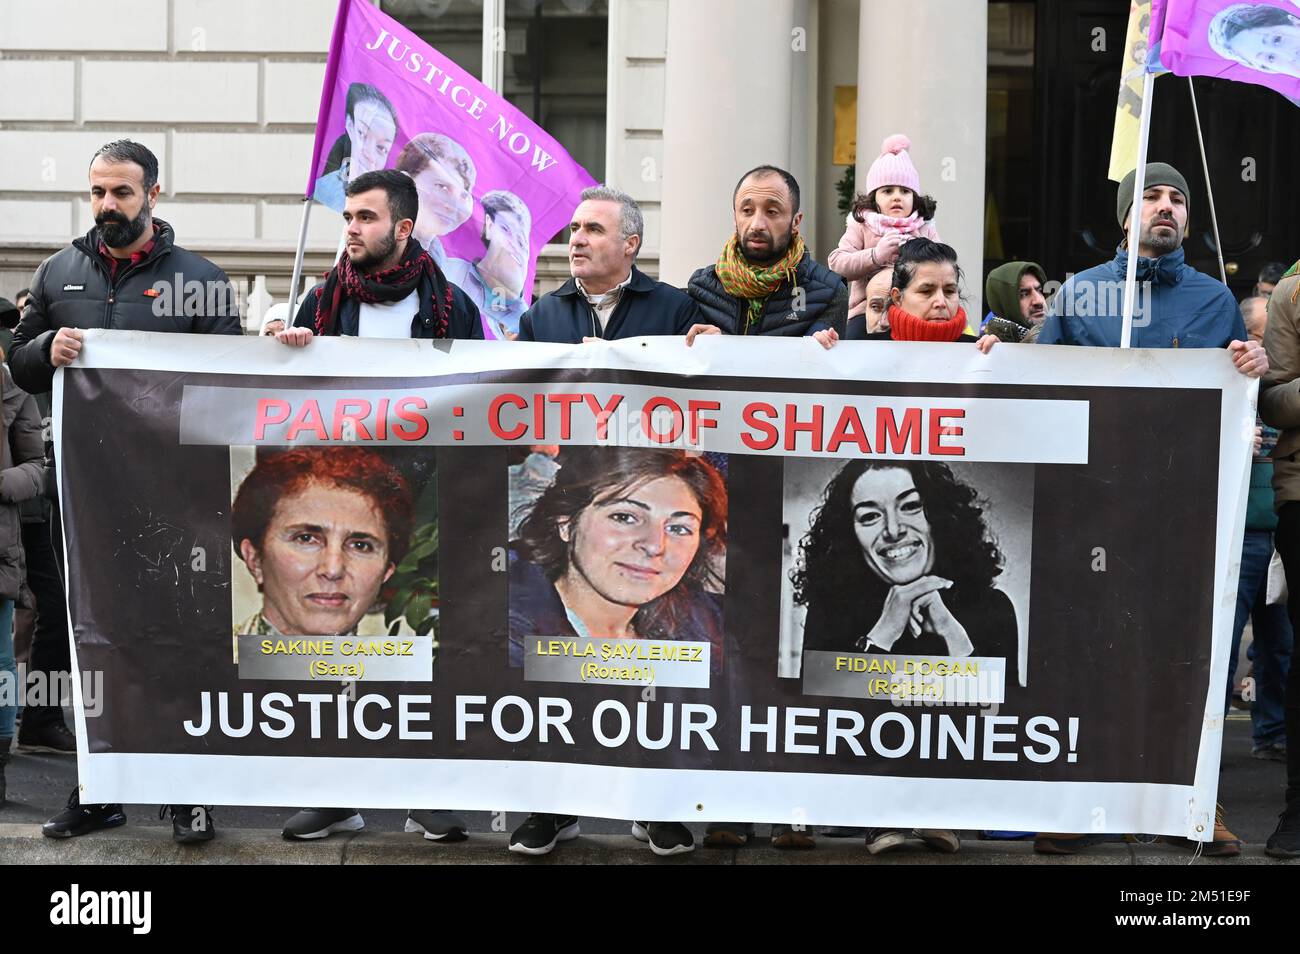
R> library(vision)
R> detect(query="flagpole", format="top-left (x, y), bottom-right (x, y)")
top-left (288, 196), bottom-right (313, 306)
top-left (1121, 69), bottom-right (1155, 350)
top-left (1187, 77), bottom-right (1227, 285)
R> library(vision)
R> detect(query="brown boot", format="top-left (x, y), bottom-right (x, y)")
top-left (1033, 832), bottom-right (1107, 854)
top-left (1160, 803), bottom-right (1242, 857)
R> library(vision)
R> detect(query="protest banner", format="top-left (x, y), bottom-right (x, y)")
top-left (302, 0), bottom-right (597, 338)
top-left (58, 332), bottom-right (1253, 838)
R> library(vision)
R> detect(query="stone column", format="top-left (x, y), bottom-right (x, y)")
top-left (658, 0), bottom-right (798, 287)
top-left (855, 0), bottom-right (987, 290)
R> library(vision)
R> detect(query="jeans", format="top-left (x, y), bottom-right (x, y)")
top-left (1268, 504), bottom-right (1300, 801)
top-left (21, 519), bottom-right (70, 730)
top-left (1228, 529), bottom-right (1293, 746)
top-left (0, 598), bottom-right (17, 739)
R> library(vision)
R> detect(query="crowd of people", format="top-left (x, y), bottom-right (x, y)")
top-left (0, 132), bottom-right (1295, 861)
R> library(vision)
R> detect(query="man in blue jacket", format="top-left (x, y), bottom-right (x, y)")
top-left (1032, 162), bottom-right (1266, 858)
top-left (1038, 161), bottom-right (1263, 369)
top-left (517, 186), bottom-right (700, 342)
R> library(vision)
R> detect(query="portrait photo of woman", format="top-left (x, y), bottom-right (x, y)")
top-left (508, 446), bottom-right (727, 672)
top-left (785, 459), bottom-right (1029, 683)
top-left (230, 446), bottom-right (416, 641)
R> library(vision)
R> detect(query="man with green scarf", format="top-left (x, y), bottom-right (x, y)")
top-left (685, 165), bottom-right (846, 343)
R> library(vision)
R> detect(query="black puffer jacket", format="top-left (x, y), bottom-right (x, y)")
top-left (687, 251), bottom-right (848, 337)
top-left (10, 220), bottom-right (241, 394)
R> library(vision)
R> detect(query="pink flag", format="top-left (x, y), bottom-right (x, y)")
top-left (306, 0), bottom-right (598, 337)
top-left (1150, 0), bottom-right (1300, 101)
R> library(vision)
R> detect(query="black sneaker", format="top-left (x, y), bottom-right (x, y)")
top-left (631, 820), bottom-right (695, 856)
top-left (42, 788), bottom-right (126, 838)
top-left (822, 826), bottom-right (862, 838)
top-left (1252, 742), bottom-right (1287, 762)
top-left (281, 807), bottom-right (364, 840)
top-left (1266, 799), bottom-right (1300, 859)
top-left (17, 720), bottom-right (76, 754)
top-left (161, 804), bottom-right (215, 844)
top-left (508, 813), bottom-right (579, 856)
top-left (405, 809), bottom-right (468, 842)
top-left (865, 828), bottom-right (907, 855)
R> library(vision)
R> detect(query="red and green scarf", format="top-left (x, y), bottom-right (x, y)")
top-left (715, 233), bottom-right (806, 333)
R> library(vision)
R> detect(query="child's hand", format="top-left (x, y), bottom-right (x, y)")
top-left (876, 232), bottom-right (904, 263)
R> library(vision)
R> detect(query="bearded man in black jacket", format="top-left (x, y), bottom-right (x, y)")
top-left (11, 139), bottom-right (240, 846)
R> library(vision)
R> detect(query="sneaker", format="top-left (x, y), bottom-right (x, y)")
top-left (914, 828), bottom-right (960, 853)
top-left (508, 813), bottom-right (579, 856)
top-left (771, 823), bottom-right (815, 849)
top-left (1033, 832), bottom-right (1109, 855)
top-left (161, 804), bottom-right (215, 844)
top-left (703, 822), bottom-right (753, 847)
top-left (17, 719), bottom-right (76, 754)
top-left (281, 807), bottom-right (364, 840)
top-left (865, 828), bottom-right (908, 855)
top-left (1252, 742), bottom-right (1288, 762)
top-left (822, 826), bottom-right (861, 838)
top-left (42, 788), bottom-right (126, 839)
top-left (1265, 798), bottom-right (1300, 858)
top-left (405, 809), bottom-right (468, 842)
top-left (639, 821), bottom-right (694, 856)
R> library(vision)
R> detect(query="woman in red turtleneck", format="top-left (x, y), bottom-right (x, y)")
top-left (818, 238), bottom-right (998, 347)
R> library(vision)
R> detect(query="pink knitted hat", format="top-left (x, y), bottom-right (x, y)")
top-left (864, 133), bottom-right (921, 196)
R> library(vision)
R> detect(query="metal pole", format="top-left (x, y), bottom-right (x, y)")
top-left (1187, 77), bottom-right (1227, 285)
top-left (288, 197), bottom-right (314, 306)
top-left (1121, 70), bottom-right (1156, 349)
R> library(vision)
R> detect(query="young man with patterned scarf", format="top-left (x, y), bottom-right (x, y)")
top-left (280, 169), bottom-right (481, 345)
top-left (276, 167), bottom-right (478, 845)
top-left (685, 165), bottom-right (847, 346)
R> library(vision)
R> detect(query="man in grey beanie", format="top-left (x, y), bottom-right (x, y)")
top-left (1034, 161), bottom-right (1265, 381)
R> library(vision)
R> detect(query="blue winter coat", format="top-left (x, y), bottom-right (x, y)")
top-left (1038, 245), bottom-right (1244, 349)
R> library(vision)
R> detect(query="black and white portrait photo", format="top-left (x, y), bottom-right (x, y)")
top-left (778, 458), bottom-right (1033, 688)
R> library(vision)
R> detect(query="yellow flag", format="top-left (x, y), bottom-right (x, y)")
top-left (1108, 0), bottom-right (1164, 183)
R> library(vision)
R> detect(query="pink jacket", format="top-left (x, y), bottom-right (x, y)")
top-left (827, 211), bottom-right (940, 318)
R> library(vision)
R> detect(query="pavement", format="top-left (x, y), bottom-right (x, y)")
top-left (1, 713), bottom-right (1294, 864)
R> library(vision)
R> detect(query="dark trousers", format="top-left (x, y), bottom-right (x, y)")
top-left (22, 515), bottom-right (69, 730)
top-left (1269, 503), bottom-right (1300, 802)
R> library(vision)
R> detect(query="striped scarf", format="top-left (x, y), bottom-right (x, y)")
top-left (715, 233), bottom-right (806, 333)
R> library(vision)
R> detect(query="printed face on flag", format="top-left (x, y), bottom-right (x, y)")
top-left (1218, 15), bottom-right (1300, 76)
top-left (1152, 1), bottom-right (1300, 100)
top-left (346, 99), bottom-right (397, 177)
top-left (411, 154), bottom-right (474, 240)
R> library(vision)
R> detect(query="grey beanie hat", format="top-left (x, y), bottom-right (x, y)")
top-left (1116, 162), bottom-right (1190, 228)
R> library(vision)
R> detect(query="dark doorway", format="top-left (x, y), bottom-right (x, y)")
top-left (1030, 0), bottom-right (1299, 299)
